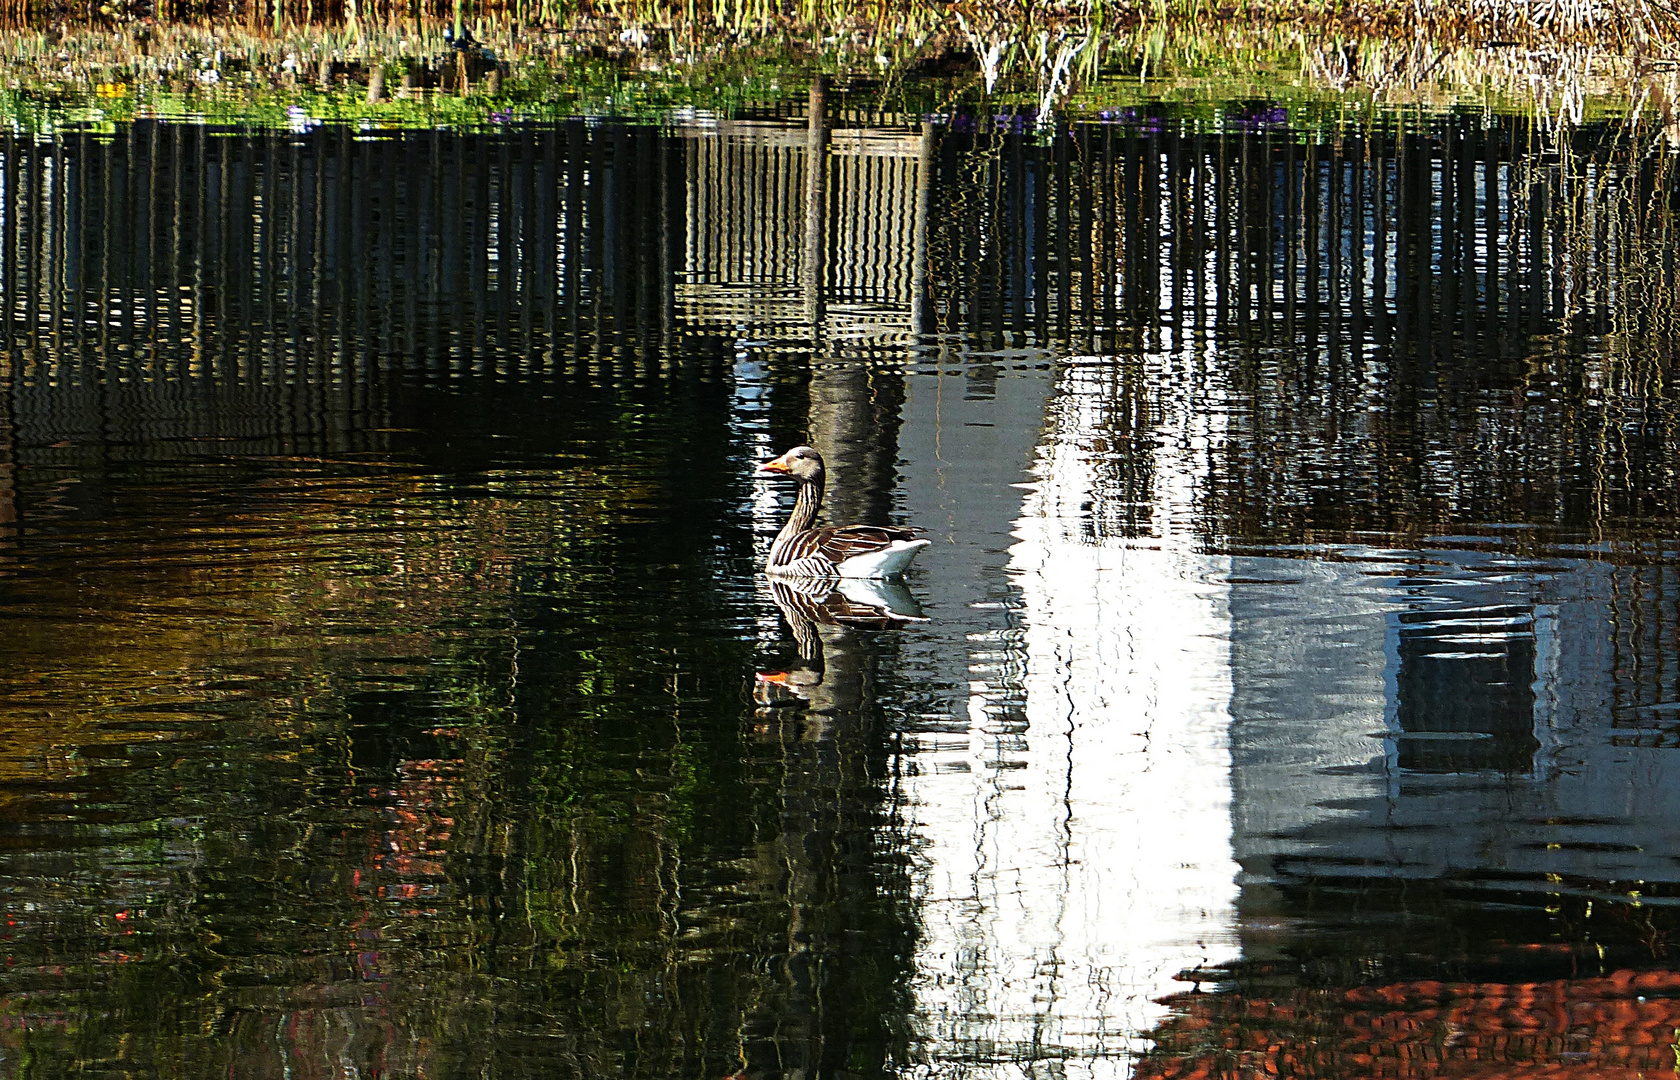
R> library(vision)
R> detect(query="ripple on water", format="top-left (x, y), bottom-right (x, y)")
top-left (0, 103), bottom-right (1678, 1078)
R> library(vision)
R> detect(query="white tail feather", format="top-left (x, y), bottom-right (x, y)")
top-left (834, 539), bottom-right (931, 579)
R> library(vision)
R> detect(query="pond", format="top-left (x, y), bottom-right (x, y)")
top-left (0, 92), bottom-right (1677, 1077)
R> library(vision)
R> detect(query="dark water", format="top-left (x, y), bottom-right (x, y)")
top-left (0, 101), bottom-right (1678, 1077)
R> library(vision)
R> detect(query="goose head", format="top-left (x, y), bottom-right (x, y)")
top-left (755, 445), bottom-right (825, 482)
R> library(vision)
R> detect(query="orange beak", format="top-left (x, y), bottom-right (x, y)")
top-left (755, 452), bottom-right (792, 475)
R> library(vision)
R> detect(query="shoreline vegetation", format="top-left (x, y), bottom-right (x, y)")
top-left (0, 0), bottom-right (1678, 129)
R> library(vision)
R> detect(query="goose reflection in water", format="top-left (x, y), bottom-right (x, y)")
top-left (755, 576), bottom-right (926, 711)
top-left (743, 578), bottom-right (925, 1074)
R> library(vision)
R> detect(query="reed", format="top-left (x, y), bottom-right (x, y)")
top-left (3, 0), bottom-right (1676, 56)
top-left (0, 8), bottom-right (1671, 129)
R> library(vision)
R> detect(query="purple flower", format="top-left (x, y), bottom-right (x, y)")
top-left (1229, 104), bottom-right (1287, 130)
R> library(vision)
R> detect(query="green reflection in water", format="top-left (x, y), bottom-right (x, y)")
top-left (0, 99), bottom-right (1676, 1078)
top-left (0, 366), bottom-right (915, 1074)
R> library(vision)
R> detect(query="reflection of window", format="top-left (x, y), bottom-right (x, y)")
top-left (1395, 606), bottom-right (1539, 774)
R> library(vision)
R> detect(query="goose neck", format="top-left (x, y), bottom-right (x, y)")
top-left (772, 469), bottom-right (824, 559)
top-left (787, 471), bottom-right (823, 534)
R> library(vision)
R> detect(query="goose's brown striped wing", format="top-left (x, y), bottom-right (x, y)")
top-left (782, 524), bottom-right (924, 567)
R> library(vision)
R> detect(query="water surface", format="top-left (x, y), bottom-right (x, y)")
top-left (1, 103), bottom-right (1678, 1077)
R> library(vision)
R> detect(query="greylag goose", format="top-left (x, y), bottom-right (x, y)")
top-left (755, 446), bottom-right (930, 579)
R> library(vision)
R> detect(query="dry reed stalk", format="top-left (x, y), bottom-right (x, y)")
top-left (0, 2), bottom-right (1670, 121)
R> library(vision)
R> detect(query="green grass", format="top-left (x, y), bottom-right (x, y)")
top-left (0, 15), bottom-right (1665, 131)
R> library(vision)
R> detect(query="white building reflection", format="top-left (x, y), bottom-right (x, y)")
top-left (894, 350), bottom-right (1241, 1077)
top-left (889, 342), bottom-right (1680, 1076)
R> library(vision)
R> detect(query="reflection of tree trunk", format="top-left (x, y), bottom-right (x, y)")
top-left (0, 360), bottom-right (14, 534)
top-left (0, 139), bottom-right (11, 540)
top-left (802, 86), bottom-right (905, 526)
top-left (911, 121), bottom-right (936, 334)
top-left (804, 77), bottom-right (828, 329)
top-left (807, 368), bottom-right (904, 526)
top-left (801, 93), bottom-right (916, 525)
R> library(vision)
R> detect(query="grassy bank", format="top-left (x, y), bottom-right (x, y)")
top-left (0, 4), bottom-right (1676, 130)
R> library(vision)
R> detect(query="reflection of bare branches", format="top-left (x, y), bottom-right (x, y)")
top-left (953, 8), bottom-right (1015, 94)
top-left (1297, 37), bottom-right (1673, 127)
top-left (1035, 29), bottom-right (1090, 123)
top-left (1646, 68), bottom-right (1680, 148)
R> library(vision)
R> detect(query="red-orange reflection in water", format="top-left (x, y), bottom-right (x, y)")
top-left (1139, 969), bottom-right (1680, 1079)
